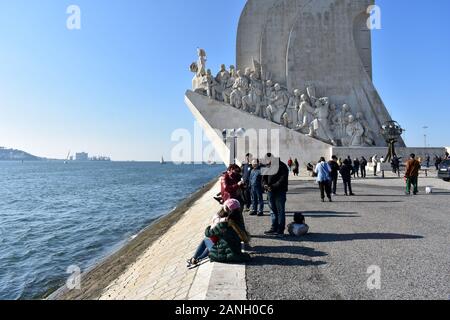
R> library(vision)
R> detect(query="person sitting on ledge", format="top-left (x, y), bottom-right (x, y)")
top-left (187, 207), bottom-right (229, 268)
top-left (206, 199), bottom-right (251, 264)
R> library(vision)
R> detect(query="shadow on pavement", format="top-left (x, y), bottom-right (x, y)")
top-left (304, 233), bottom-right (424, 242)
top-left (285, 211), bottom-right (360, 218)
top-left (251, 245), bottom-right (328, 258)
top-left (248, 256), bottom-right (327, 267)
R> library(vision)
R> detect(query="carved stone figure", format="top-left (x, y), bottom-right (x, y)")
top-left (196, 48), bottom-right (207, 77)
top-left (356, 112), bottom-right (376, 146)
top-left (336, 104), bottom-right (354, 143)
top-left (215, 64), bottom-right (230, 97)
top-left (266, 83), bottom-right (290, 123)
top-left (296, 94), bottom-right (315, 132)
top-left (203, 69), bottom-right (218, 99)
top-left (242, 73), bottom-right (264, 115)
top-left (283, 89), bottom-right (301, 128)
top-left (346, 115), bottom-right (364, 146)
top-left (309, 97), bottom-right (335, 144)
top-left (233, 70), bottom-right (249, 93)
top-left (222, 67), bottom-right (236, 104)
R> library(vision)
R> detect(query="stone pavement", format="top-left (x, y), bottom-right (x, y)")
top-left (99, 180), bottom-right (246, 300)
top-left (246, 172), bottom-right (450, 300)
top-left (98, 171), bottom-right (449, 301)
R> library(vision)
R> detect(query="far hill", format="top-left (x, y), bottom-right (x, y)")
top-left (0, 147), bottom-right (42, 161)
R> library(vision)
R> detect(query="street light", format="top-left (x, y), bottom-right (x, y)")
top-left (222, 128), bottom-right (246, 164)
top-left (423, 126), bottom-right (429, 148)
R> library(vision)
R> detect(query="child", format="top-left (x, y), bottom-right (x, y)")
top-left (287, 213), bottom-right (309, 237)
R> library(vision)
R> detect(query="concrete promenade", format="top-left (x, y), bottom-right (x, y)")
top-left (63, 171), bottom-right (449, 300)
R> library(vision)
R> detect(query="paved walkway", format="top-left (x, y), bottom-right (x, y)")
top-left (97, 172), bottom-right (449, 300)
top-left (246, 173), bottom-right (450, 300)
top-left (99, 180), bottom-right (245, 300)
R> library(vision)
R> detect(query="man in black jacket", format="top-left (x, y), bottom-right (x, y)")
top-left (241, 153), bottom-right (253, 212)
top-left (328, 155), bottom-right (340, 195)
top-left (262, 153), bottom-right (289, 237)
top-left (340, 159), bottom-right (355, 196)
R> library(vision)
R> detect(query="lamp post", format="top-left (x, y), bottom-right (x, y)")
top-left (423, 126), bottom-right (428, 148)
top-left (222, 128), bottom-right (246, 165)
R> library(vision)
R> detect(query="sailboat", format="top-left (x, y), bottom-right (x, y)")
top-left (64, 151), bottom-right (71, 164)
top-left (160, 156), bottom-right (166, 165)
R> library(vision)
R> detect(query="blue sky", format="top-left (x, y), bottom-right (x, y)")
top-left (0, 0), bottom-right (448, 161)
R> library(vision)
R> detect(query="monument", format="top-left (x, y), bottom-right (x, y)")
top-left (185, 0), bottom-right (445, 166)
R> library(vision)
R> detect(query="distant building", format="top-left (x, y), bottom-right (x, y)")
top-left (75, 152), bottom-right (89, 161)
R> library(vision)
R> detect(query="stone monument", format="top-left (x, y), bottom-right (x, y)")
top-left (185, 0), bottom-right (444, 166)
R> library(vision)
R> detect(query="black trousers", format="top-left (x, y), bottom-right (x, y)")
top-left (361, 166), bottom-right (366, 178)
top-left (243, 187), bottom-right (251, 210)
top-left (319, 181), bottom-right (332, 200)
top-left (343, 179), bottom-right (353, 195)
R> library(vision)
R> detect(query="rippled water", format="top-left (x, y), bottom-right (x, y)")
top-left (0, 161), bottom-right (223, 300)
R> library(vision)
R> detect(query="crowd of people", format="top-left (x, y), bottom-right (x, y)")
top-left (187, 150), bottom-right (449, 268)
top-left (187, 153), bottom-right (290, 268)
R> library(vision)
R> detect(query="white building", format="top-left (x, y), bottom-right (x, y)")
top-left (75, 152), bottom-right (89, 161)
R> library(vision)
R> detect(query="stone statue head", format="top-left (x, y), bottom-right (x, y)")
top-left (274, 83), bottom-right (281, 91)
top-left (343, 104), bottom-right (350, 112)
top-left (207, 69), bottom-right (212, 76)
top-left (220, 64), bottom-right (226, 71)
top-left (294, 89), bottom-right (301, 97)
top-left (197, 48), bottom-right (206, 57)
top-left (300, 94), bottom-right (308, 101)
top-left (348, 115), bottom-right (355, 123)
top-left (266, 80), bottom-right (273, 87)
top-left (356, 112), bottom-right (363, 120)
top-left (330, 104), bottom-right (337, 111)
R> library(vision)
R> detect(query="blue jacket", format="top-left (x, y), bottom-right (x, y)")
top-left (315, 162), bottom-right (331, 182)
top-left (249, 167), bottom-right (263, 191)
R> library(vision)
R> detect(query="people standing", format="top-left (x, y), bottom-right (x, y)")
top-left (293, 158), bottom-right (300, 177)
top-left (391, 155), bottom-right (401, 175)
top-left (241, 153), bottom-right (253, 212)
top-left (287, 158), bottom-right (293, 173)
top-left (360, 157), bottom-right (368, 178)
top-left (405, 154), bottom-right (421, 196)
top-left (372, 155), bottom-right (379, 176)
top-left (353, 158), bottom-right (360, 178)
top-left (315, 157), bottom-right (333, 202)
top-left (328, 156), bottom-right (340, 196)
top-left (220, 164), bottom-right (246, 230)
top-left (263, 154), bottom-right (289, 237)
top-left (340, 159), bottom-right (355, 196)
top-left (249, 159), bottom-right (264, 217)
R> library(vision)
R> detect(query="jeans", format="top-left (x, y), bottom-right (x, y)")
top-left (268, 191), bottom-right (287, 234)
top-left (406, 177), bottom-right (419, 194)
top-left (343, 179), bottom-right (353, 195)
top-left (331, 176), bottom-right (338, 194)
top-left (193, 238), bottom-right (214, 261)
top-left (319, 181), bottom-right (332, 200)
top-left (251, 187), bottom-right (264, 213)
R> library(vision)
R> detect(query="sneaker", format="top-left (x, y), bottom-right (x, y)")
top-left (249, 211), bottom-right (257, 216)
top-left (264, 229), bottom-right (277, 235)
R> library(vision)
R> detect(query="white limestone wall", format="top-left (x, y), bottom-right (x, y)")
top-left (185, 91), bottom-right (332, 167)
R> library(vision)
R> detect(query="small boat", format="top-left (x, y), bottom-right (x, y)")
top-left (160, 156), bottom-right (166, 165)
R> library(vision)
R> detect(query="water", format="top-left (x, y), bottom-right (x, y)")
top-left (0, 161), bottom-right (223, 300)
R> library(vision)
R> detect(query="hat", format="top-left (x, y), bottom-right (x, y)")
top-left (223, 199), bottom-right (241, 212)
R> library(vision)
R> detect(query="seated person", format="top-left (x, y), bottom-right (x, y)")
top-left (287, 212), bottom-right (309, 237)
top-left (206, 199), bottom-right (251, 264)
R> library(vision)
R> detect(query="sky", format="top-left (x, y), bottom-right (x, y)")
top-left (0, 0), bottom-right (449, 161)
